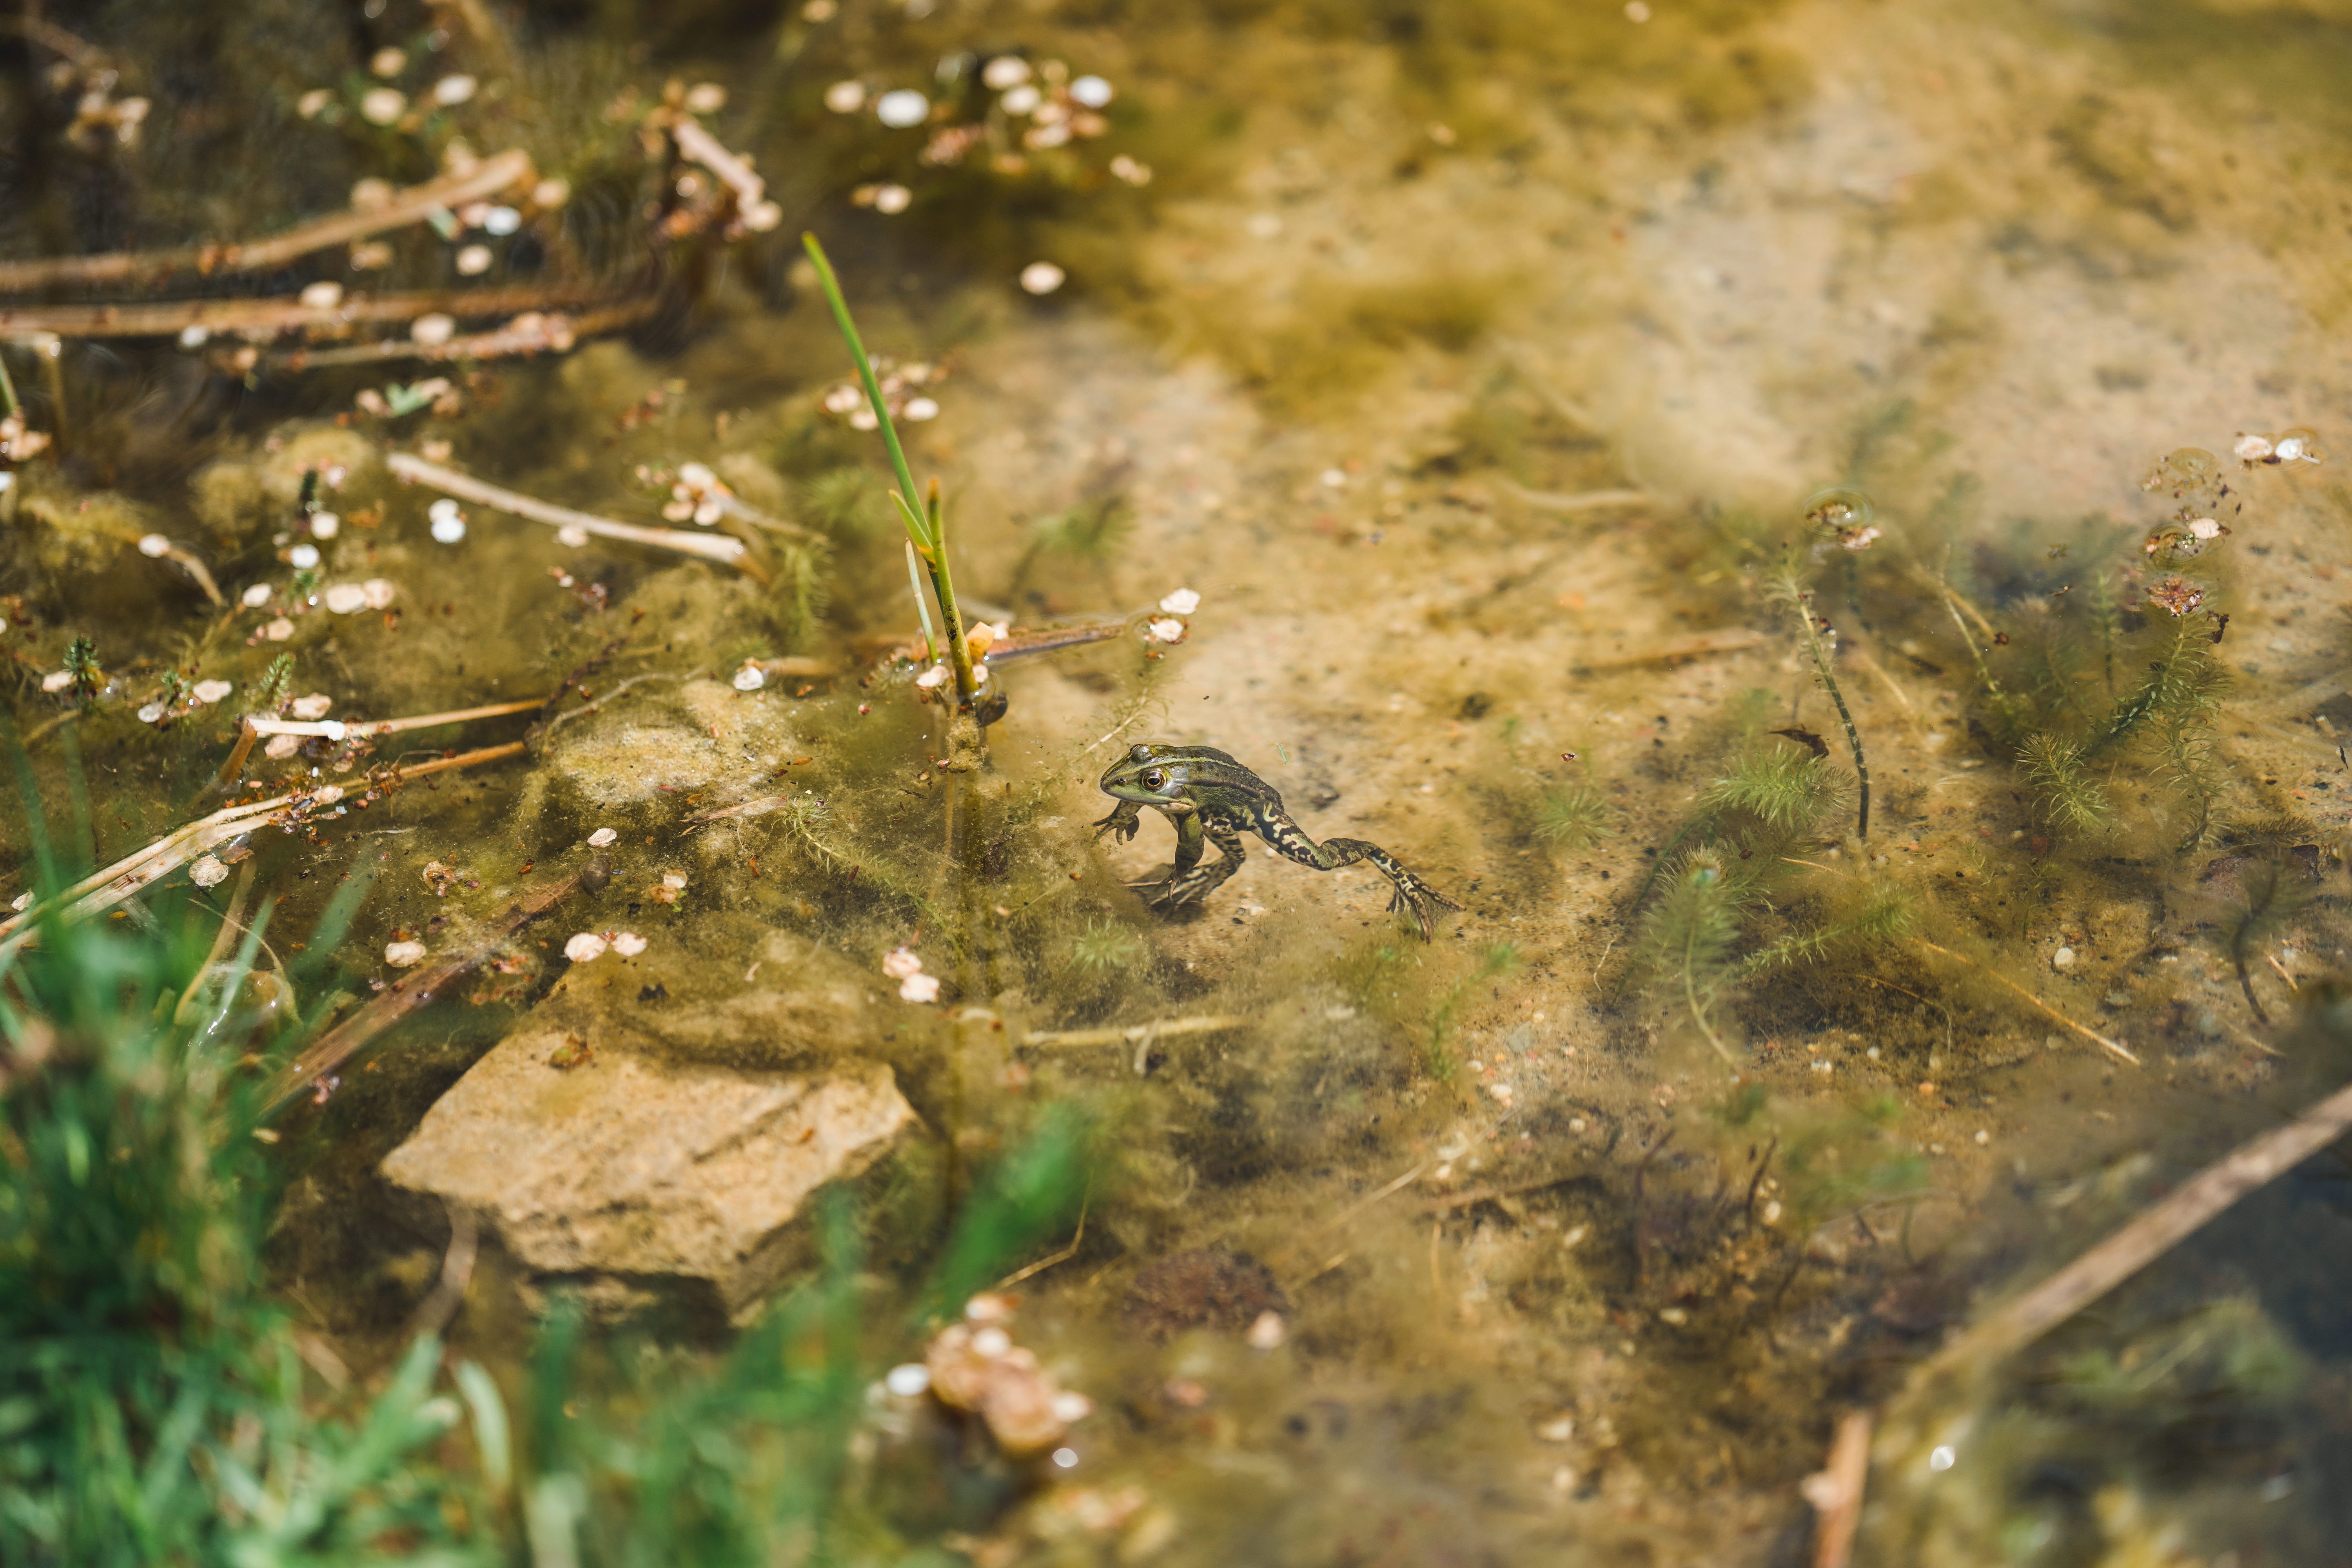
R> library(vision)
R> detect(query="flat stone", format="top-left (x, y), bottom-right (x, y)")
top-left (383, 1020), bottom-right (915, 1319)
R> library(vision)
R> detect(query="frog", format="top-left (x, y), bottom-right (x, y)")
top-left (1093, 742), bottom-right (1459, 940)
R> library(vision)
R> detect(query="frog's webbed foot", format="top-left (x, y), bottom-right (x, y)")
top-left (1136, 855), bottom-right (1241, 909)
top-left (1091, 800), bottom-right (1143, 845)
top-left (1322, 836), bottom-right (1459, 942)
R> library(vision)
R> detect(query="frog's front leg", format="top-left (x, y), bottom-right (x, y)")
top-left (1090, 798), bottom-right (1144, 844)
top-left (1144, 815), bottom-right (1247, 909)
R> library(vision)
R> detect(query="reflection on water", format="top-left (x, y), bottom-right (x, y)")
top-left (4, 0), bottom-right (2350, 1561)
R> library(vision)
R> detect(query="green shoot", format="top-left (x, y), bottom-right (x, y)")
top-left (800, 235), bottom-right (980, 715)
top-left (1771, 555), bottom-right (1869, 840)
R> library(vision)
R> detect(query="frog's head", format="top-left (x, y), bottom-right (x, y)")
top-left (1097, 742), bottom-right (1207, 806)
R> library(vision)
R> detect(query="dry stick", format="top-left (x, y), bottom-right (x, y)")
top-left (268, 300), bottom-right (656, 371)
top-left (0, 743), bottom-right (524, 947)
top-left (266, 862), bottom-right (581, 1114)
top-left (387, 452), bottom-right (758, 575)
top-left (1020, 1014), bottom-right (1251, 1049)
top-left (1921, 1073), bottom-right (2352, 1377)
top-left (671, 116), bottom-right (766, 207)
top-left (1570, 628), bottom-right (1766, 671)
top-left (242, 697), bottom-right (549, 742)
top-left (991, 1195), bottom-right (1089, 1291)
top-left (0, 284), bottom-right (611, 341)
top-left (1910, 938), bottom-right (2140, 1066)
top-left (1499, 481), bottom-right (1653, 514)
top-left (0, 150), bottom-right (534, 293)
top-left (1800, 1410), bottom-right (1874, 1568)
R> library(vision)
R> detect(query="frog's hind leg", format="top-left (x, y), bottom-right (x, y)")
top-left (1141, 817), bottom-right (1248, 909)
top-left (1257, 810), bottom-right (1459, 940)
top-left (1320, 838), bottom-right (1462, 941)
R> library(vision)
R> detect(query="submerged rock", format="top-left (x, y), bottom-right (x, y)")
top-left (382, 1013), bottom-right (916, 1320)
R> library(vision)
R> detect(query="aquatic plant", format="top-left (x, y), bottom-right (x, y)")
top-left (1533, 780), bottom-right (1614, 848)
top-left (1769, 544), bottom-right (1870, 841)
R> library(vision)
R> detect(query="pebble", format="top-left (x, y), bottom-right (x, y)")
top-left (299, 281), bottom-right (344, 310)
top-left (310, 511), bottom-right (340, 539)
top-left (412, 313), bottom-right (457, 347)
top-left (359, 88), bottom-right (407, 125)
top-left (902, 396), bottom-right (939, 421)
top-left (137, 702), bottom-right (165, 724)
top-left (684, 82), bottom-right (727, 114)
top-left (455, 244), bottom-right (493, 276)
top-left (610, 932), bottom-right (647, 957)
top-left (1245, 1310), bottom-right (1286, 1350)
top-left (824, 80), bottom-right (866, 113)
top-left (370, 47), bottom-right (407, 77)
top-left (588, 827), bottom-right (617, 848)
top-left (138, 533), bottom-right (172, 558)
top-left (871, 183), bottom-right (911, 214)
top-left (290, 694), bottom-right (334, 720)
top-left (429, 497), bottom-right (467, 544)
top-left (1069, 75), bottom-right (1114, 107)
top-left (732, 666), bottom-right (766, 691)
top-left (982, 56), bottom-right (1031, 89)
top-left (289, 543), bottom-right (320, 569)
top-left (2053, 946), bottom-right (2076, 970)
top-left (385, 939), bottom-right (428, 967)
top-left (263, 618), bottom-right (295, 641)
top-left (1001, 83), bottom-right (1042, 116)
top-left (1019, 261), bottom-right (1066, 295)
top-left (191, 680), bottom-right (232, 704)
top-left (564, 932), bottom-right (609, 963)
top-left (483, 205), bottom-right (521, 236)
top-left (433, 73), bottom-right (477, 105)
top-left (323, 583), bottom-right (370, 614)
top-left (875, 89), bottom-right (929, 127)
top-left (190, 855), bottom-right (229, 888)
top-left (884, 1363), bottom-right (931, 1397)
top-left (362, 578), bottom-right (396, 610)
top-left (1158, 588), bottom-right (1201, 615)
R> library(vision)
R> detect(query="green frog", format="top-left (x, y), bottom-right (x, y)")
top-left (1093, 743), bottom-right (1459, 940)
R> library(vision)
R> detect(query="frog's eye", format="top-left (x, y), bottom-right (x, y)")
top-left (1141, 769), bottom-right (1168, 791)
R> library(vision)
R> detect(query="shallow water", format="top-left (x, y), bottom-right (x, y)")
top-left (6, 0), bottom-right (2352, 1561)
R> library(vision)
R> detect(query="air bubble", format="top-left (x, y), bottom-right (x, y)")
top-left (2165, 446), bottom-right (2218, 483)
top-left (1801, 486), bottom-right (1875, 535)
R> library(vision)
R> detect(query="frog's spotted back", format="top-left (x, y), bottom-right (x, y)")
top-left (1092, 742), bottom-right (1458, 940)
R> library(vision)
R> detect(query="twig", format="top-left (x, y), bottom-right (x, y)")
top-left (671, 116), bottom-right (765, 207)
top-left (1919, 1073), bottom-right (2352, 1376)
top-left (241, 697), bottom-right (548, 742)
top-left (1909, 938), bottom-right (2139, 1066)
top-left (1799, 1410), bottom-right (1873, 1568)
top-left (991, 1194), bottom-right (1089, 1290)
top-left (1498, 482), bottom-right (1652, 514)
top-left (408, 1201), bottom-right (481, 1338)
top-left (1570, 628), bottom-right (1766, 671)
top-left (1019, 1013), bottom-right (1250, 1049)
top-left (268, 301), bottom-right (656, 371)
top-left (0, 151), bottom-right (535, 293)
top-left (1414, 1169), bottom-right (1583, 1213)
top-left (0, 284), bottom-right (610, 341)
top-left (266, 864), bottom-right (584, 1112)
top-left (387, 452), bottom-right (756, 573)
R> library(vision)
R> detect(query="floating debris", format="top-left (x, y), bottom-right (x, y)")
top-left (564, 932), bottom-right (610, 963)
top-left (610, 932), bottom-right (647, 957)
top-left (189, 855), bottom-right (229, 889)
top-left (587, 827), bottom-right (617, 848)
top-left (386, 940), bottom-right (429, 967)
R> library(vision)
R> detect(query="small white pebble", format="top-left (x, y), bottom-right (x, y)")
top-left (482, 205), bottom-right (521, 236)
top-left (1051, 1447), bottom-right (1078, 1470)
top-left (1051, 1391), bottom-right (1095, 1423)
top-left (882, 947), bottom-right (924, 980)
top-left (411, 312), bottom-right (457, 347)
top-left (191, 679), bottom-right (232, 704)
top-left (684, 82), bottom-right (727, 114)
top-left (288, 543), bottom-right (320, 570)
top-left (9, 892), bottom-right (31, 912)
top-left (2188, 517), bottom-right (2221, 540)
top-left (2053, 946), bottom-right (2076, 970)
top-left (869, 182), bottom-right (911, 215)
top-left (263, 617), bottom-right (295, 642)
top-left (263, 734), bottom-right (299, 757)
top-left (1246, 1310), bottom-right (1286, 1350)
top-left (359, 87), bottom-right (407, 125)
top-left (430, 510), bottom-right (467, 544)
top-left (914, 664), bottom-right (950, 689)
top-left (1158, 588), bottom-right (1201, 615)
top-left (323, 583), bottom-right (369, 614)
top-left (370, 47), bottom-right (407, 77)
top-left (1975, 1129), bottom-right (1991, 1146)
top-left (309, 512), bottom-right (340, 539)
top-left (297, 88), bottom-right (333, 119)
top-left (898, 972), bottom-right (940, 1003)
top-left (2234, 433), bottom-right (2274, 462)
top-left (1658, 1306), bottom-right (1688, 1325)
top-left (1625, 0), bottom-right (1651, 18)
top-left (531, 178), bottom-right (571, 209)
top-left (662, 871), bottom-right (687, 890)
top-left (902, 396), bottom-right (939, 421)
top-left (875, 89), bottom-right (929, 127)
top-left (188, 855), bottom-right (230, 888)
top-left (1762, 1199), bottom-right (1784, 1225)
top-left (433, 73), bottom-right (477, 105)
top-left (971, 1326), bottom-right (1012, 1358)
top-left (588, 827), bottom-right (617, 848)
top-left (1320, 468), bottom-right (1347, 487)
top-left (455, 244), bottom-right (493, 276)
top-left (610, 931), bottom-right (647, 957)
top-left (884, 1363), bottom-right (930, 1397)
top-left (137, 702), bottom-right (165, 724)
top-left (733, 666), bottom-right (766, 692)
top-left (138, 533), bottom-right (172, 558)
top-left (179, 325), bottom-right (210, 348)
top-left (824, 80), bottom-right (866, 113)
top-left (361, 578), bottom-right (396, 610)
top-left (556, 523), bottom-right (589, 548)
top-left (1000, 83), bottom-right (1042, 116)
top-left (1019, 261), bottom-right (1065, 295)
top-left (289, 694), bottom-right (333, 720)
top-left (1069, 74), bottom-right (1113, 108)
top-left (740, 200), bottom-right (783, 232)
top-left (982, 56), bottom-right (1031, 89)
top-left (1568, 1117), bottom-right (1588, 1134)
top-left (1143, 617), bottom-right (1187, 644)
top-left (350, 177), bottom-right (394, 212)
top-left (564, 932), bottom-right (609, 963)
top-left (385, 939), bottom-right (428, 967)
top-left (299, 281), bottom-right (344, 310)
